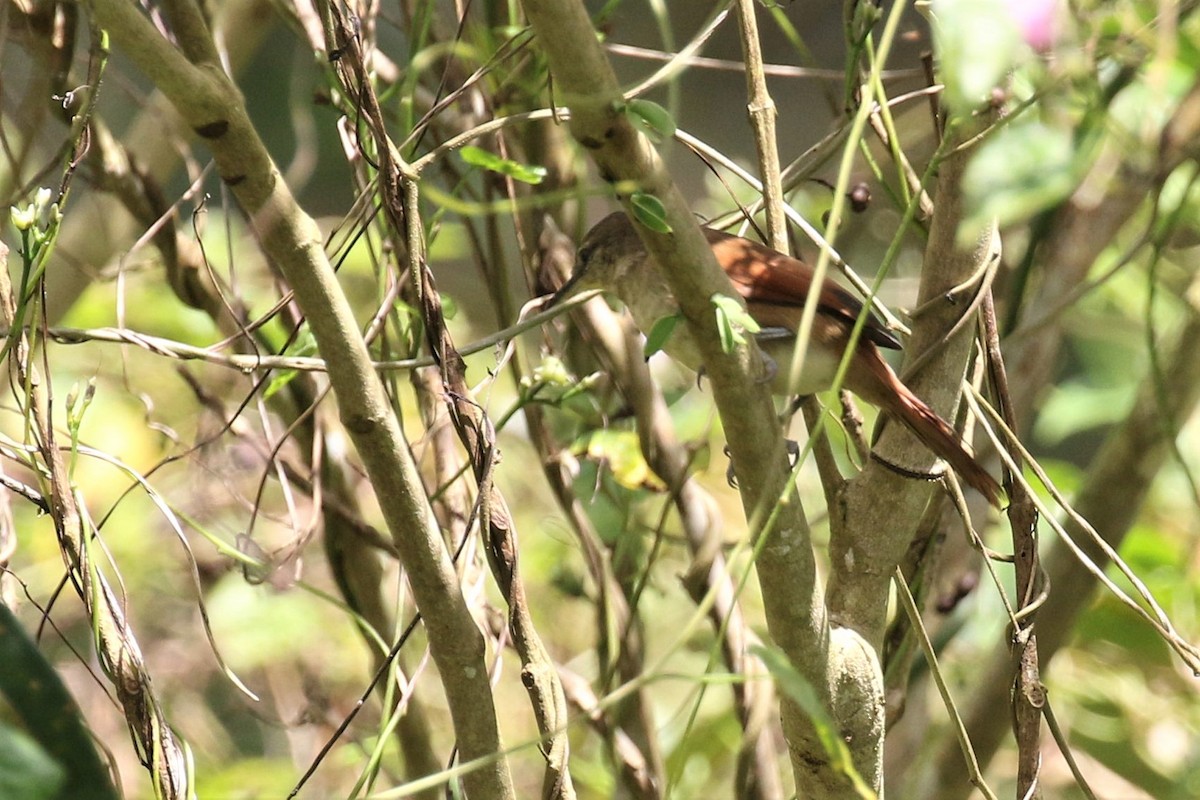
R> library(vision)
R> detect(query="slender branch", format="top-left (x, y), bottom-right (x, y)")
top-left (322, 7), bottom-right (574, 794)
top-left (828, 123), bottom-right (998, 647)
top-left (982, 295), bottom-right (1044, 800)
top-left (86, 2), bottom-right (516, 796)
top-left (3, 243), bottom-right (191, 798)
top-left (893, 568), bottom-right (999, 800)
top-left (606, 41), bottom-right (923, 80)
top-left (541, 222), bottom-right (780, 798)
top-left (733, 0), bottom-right (787, 251)
top-left (558, 668), bottom-right (658, 800)
top-left (515, 2), bottom-right (876, 795)
top-left (44, 0), bottom-right (275, 323)
top-left (535, 224), bottom-right (667, 792)
top-left (924, 299), bottom-right (1200, 800)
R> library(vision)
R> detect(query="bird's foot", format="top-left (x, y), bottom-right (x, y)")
top-left (758, 353), bottom-right (777, 386)
top-left (753, 327), bottom-right (793, 386)
top-left (725, 439), bottom-right (803, 487)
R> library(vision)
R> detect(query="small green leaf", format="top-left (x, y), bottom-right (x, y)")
top-left (459, 145), bottom-right (547, 184)
top-left (264, 370), bottom-right (299, 400)
top-left (714, 303), bottom-right (736, 353)
top-left (929, 0), bottom-right (1026, 113)
top-left (711, 294), bottom-right (760, 353)
top-left (643, 314), bottom-right (682, 359)
top-left (440, 292), bottom-right (458, 321)
top-left (629, 192), bottom-right (671, 232)
top-left (961, 117), bottom-right (1075, 238)
top-left (265, 331), bottom-right (318, 400)
top-left (625, 99), bottom-right (677, 143)
top-left (848, 0), bottom-right (883, 46)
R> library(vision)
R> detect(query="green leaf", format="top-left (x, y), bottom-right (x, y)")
top-left (711, 294), bottom-right (760, 353)
top-left (264, 369), bottom-right (298, 400)
top-left (0, 725), bottom-right (65, 800)
top-left (459, 145), bottom-right (547, 184)
top-left (629, 192), bottom-right (671, 232)
top-left (714, 303), bottom-right (735, 353)
top-left (440, 292), bottom-right (458, 321)
top-left (753, 644), bottom-right (877, 799)
top-left (625, 99), bottom-right (677, 143)
top-left (643, 314), bottom-right (682, 358)
top-left (0, 604), bottom-right (119, 800)
top-left (928, 0), bottom-right (1026, 114)
top-left (961, 117), bottom-right (1076, 239)
top-left (264, 331), bottom-right (318, 400)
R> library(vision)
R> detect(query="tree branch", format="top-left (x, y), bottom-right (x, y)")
top-left (829, 129), bottom-right (998, 647)
top-left (923, 289), bottom-right (1200, 800)
top-left (85, 2), bottom-right (515, 796)
top-left (516, 2), bottom-right (874, 795)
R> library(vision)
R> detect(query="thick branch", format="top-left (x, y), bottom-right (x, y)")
top-left (829, 131), bottom-right (997, 647)
top-left (86, 2), bottom-right (514, 797)
top-left (518, 1), bottom-right (865, 794)
top-left (542, 224), bottom-right (781, 798)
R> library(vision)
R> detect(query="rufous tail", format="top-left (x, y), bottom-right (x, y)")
top-left (849, 350), bottom-right (1005, 508)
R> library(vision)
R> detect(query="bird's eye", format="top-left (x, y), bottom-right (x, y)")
top-left (575, 243), bottom-right (596, 269)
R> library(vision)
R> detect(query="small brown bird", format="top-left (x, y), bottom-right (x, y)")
top-left (555, 211), bottom-right (1003, 507)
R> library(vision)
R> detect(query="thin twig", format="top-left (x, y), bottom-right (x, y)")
top-left (893, 568), bottom-right (999, 800)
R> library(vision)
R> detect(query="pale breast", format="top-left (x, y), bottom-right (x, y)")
top-left (616, 271), bottom-right (706, 374)
top-left (759, 334), bottom-right (842, 395)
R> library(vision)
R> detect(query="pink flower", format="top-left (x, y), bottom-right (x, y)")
top-left (1008, 0), bottom-right (1061, 51)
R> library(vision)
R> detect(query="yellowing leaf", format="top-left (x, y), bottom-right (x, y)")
top-left (574, 430), bottom-right (665, 491)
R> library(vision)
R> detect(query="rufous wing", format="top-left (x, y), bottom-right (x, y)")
top-left (703, 228), bottom-right (901, 351)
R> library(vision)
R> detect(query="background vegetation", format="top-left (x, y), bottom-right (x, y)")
top-left (1, 0), bottom-right (1198, 798)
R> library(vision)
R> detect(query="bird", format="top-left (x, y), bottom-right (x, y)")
top-left (553, 211), bottom-right (1004, 507)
